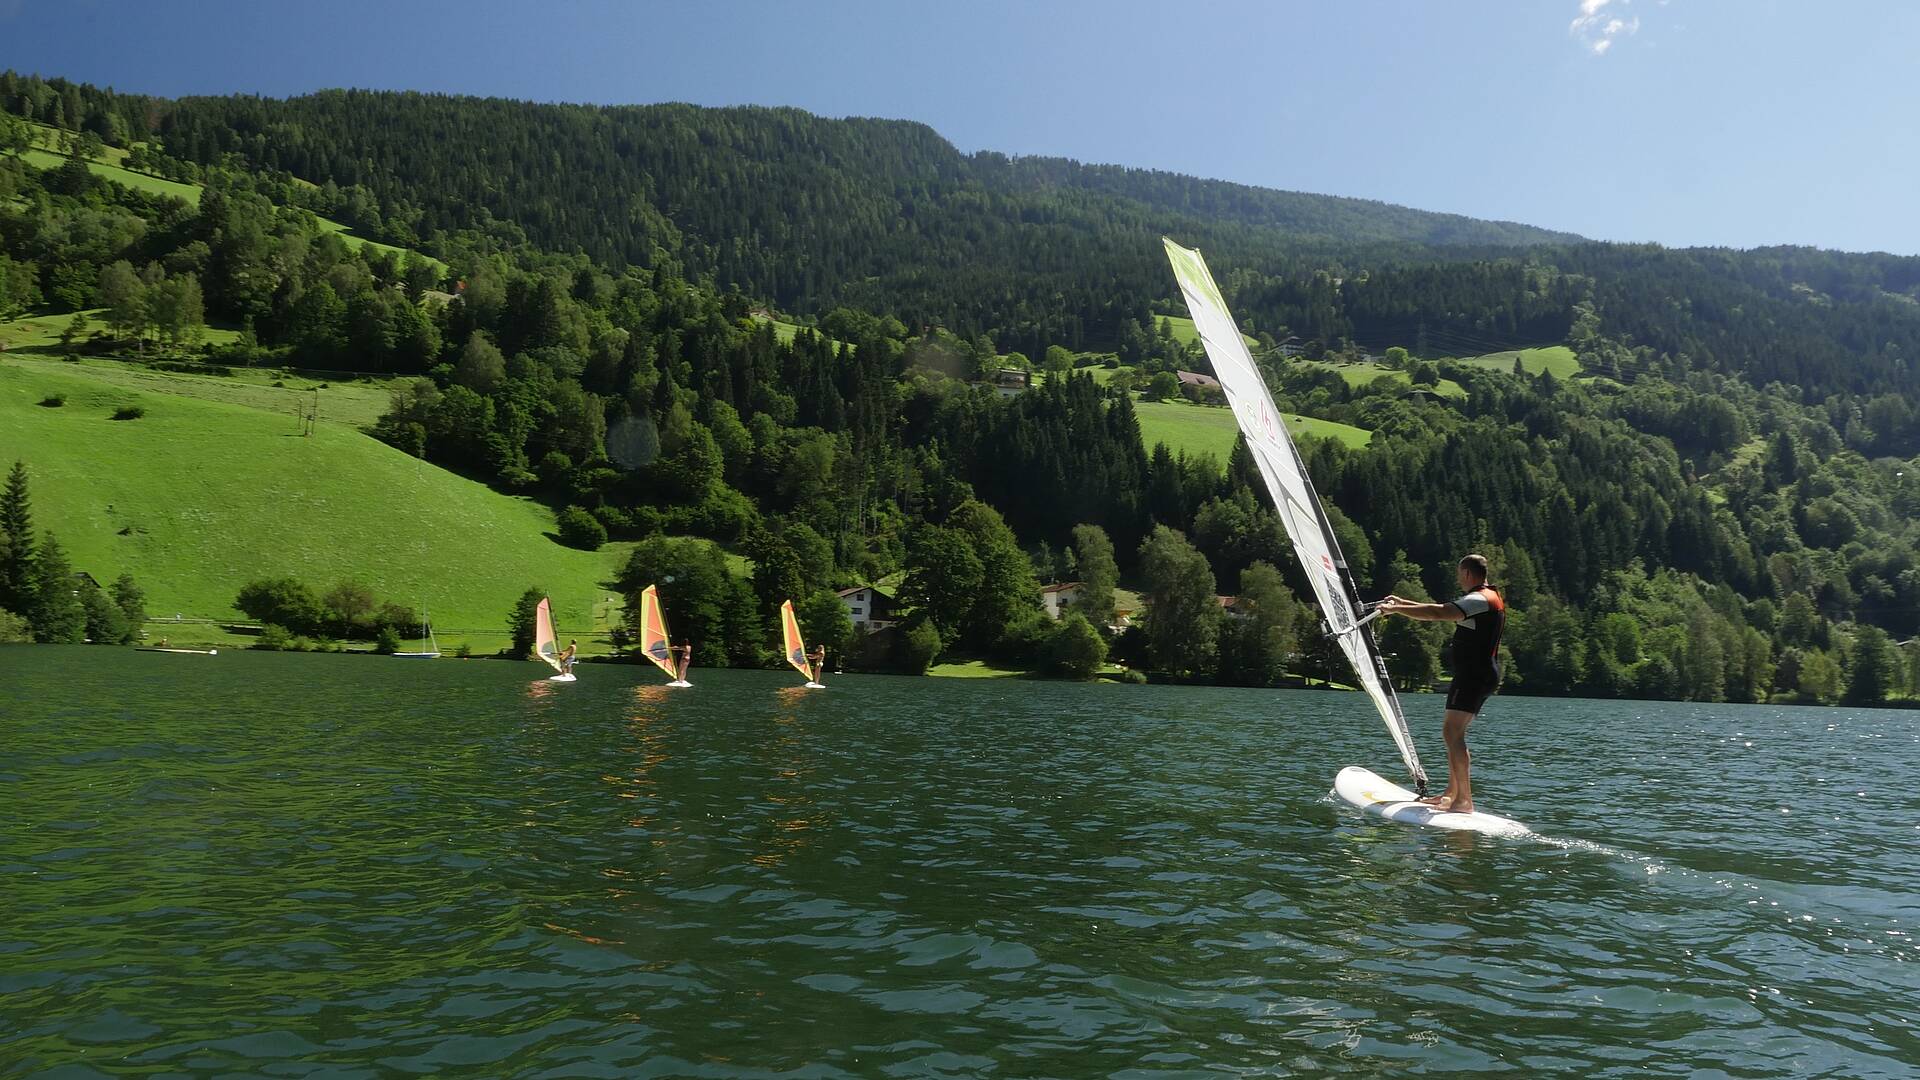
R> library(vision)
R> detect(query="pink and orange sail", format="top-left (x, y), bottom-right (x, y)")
top-left (533, 597), bottom-right (563, 672)
top-left (638, 585), bottom-right (690, 682)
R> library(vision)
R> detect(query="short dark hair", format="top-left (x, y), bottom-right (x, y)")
top-left (1458, 554), bottom-right (1489, 581)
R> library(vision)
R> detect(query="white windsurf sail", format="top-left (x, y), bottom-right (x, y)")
top-left (533, 597), bottom-right (563, 672)
top-left (1162, 238), bottom-right (1429, 795)
top-left (394, 608), bottom-right (440, 659)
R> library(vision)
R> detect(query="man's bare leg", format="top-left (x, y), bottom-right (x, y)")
top-left (1440, 708), bottom-right (1474, 813)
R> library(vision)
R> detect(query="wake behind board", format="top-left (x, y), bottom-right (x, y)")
top-left (1334, 766), bottom-right (1529, 837)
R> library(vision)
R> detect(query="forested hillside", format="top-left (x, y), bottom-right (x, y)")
top-left (1, 70), bottom-right (1917, 703)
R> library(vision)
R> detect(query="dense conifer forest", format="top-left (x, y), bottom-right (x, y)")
top-left (2, 71), bottom-right (1917, 703)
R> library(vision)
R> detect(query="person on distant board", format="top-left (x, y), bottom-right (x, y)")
top-left (558, 639), bottom-right (578, 675)
top-left (807, 644), bottom-right (826, 682)
top-left (1376, 553), bottom-right (1506, 814)
top-left (669, 640), bottom-right (692, 679)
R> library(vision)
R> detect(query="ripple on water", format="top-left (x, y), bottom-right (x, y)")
top-left (1, 649), bottom-right (1918, 1075)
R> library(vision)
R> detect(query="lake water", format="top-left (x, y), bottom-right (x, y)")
top-left (2, 646), bottom-right (1917, 1077)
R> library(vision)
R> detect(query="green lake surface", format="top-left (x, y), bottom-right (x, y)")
top-left (2, 646), bottom-right (1916, 1076)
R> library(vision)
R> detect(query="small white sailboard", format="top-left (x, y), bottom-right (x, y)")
top-left (1334, 766), bottom-right (1529, 836)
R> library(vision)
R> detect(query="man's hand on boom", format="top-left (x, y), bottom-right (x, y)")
top-left (1375, 597), bottom-right (1465, 622)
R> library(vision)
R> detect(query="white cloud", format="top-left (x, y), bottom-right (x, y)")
top-left (1570, 0), bottom-right (1644, 56)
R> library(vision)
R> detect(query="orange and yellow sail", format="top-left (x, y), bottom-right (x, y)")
top-left (639, 585), bottom-right (679, 679)
top-left (780, 600), bottom-right (813, 680)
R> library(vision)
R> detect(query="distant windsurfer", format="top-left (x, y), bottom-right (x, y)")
top-left (670, 640), bottom-right (692, 680)
top-left (1377, 554), bottom-right (1505, 814)
top-left (807, 644), bottom-right (826, 683)
top-left (558, 638), bottom-right (578, 675)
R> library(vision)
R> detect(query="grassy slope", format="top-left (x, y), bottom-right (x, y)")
top-left (21, 147), bottom-right (204, 204)
top-left (1084, 367), bottom-right (1373, 455)
top-left (0, 309), bottom-right (238, 350)
top-left (0, 358), bottom-right (629, 652)
top-left (750, 313), bottom-right (850, 353)
top-left (926, 659), bottom-right (1031, 679)
top-left (16, 121), bottom-right (438, 269)
top-left (2, 313), bottom-right (396, 428)
top-left (1133, 398), bottom-right (1371, 459)
top-left (1303, 359), bottom-right (1466, 399)
top-left (1451, 345), bottom-right (1580, 378)
top-left (1153, 313), bottom-right (1260, 351)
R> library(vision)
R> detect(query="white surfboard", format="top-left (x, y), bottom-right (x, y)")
top-left (1334, 766), bottom-right (1529, 837)
top-left (547, 673), bottom-right (577, 683)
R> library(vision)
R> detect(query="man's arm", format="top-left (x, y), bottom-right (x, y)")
top-left (1378, 597), bottom-right (1466, 622)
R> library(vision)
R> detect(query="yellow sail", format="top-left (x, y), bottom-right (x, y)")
top-left (534, 597), bottom-right (563, 672)
top-left (639, 585), bottom-right (677, 678)
top-left (780, 600), bottom-right (812, 680)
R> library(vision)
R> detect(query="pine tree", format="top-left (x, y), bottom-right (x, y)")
top-left (112, 572), bottom-right (146, 630)
top-left (27, 535), bottom-right (85, 643)
top-left (1138, 525), bottom-right (1219, 677)
top-left (1845, 626), bottom-right (1900, 705)
top-left (507, 587), bottom-right (546, 658)
top-left (1070, 523), bottom-right (1118, 628)
top-left (0, 461), bottom-right (33, 614)
top-left (80, 583), bottom-right (131, 644)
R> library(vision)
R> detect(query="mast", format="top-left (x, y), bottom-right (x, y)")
top-left (1162, 238), bottom-right (1428, 793)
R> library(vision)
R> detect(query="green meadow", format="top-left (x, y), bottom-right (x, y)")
top-left (925, 659), bottom-right (1032, 678)
top-left (0, 358), bottom-right (630, 653)
top-left (20, 148), bottom-right (205, 205)
top-left (1153, 313), bottom-right (1260, 351)
top-left (19, 120), bottom-right (439, 270)
top-left (750, 313), bottom-right (850, 353)
top-left (1133, 398), bottom-right (1370, 460)
top-left (1, 313), bottom-right (396, 428)
top-left (1302, 359), bottom-right (1467, 398)
top-left (1452, 345), bottom-right (1581, 378)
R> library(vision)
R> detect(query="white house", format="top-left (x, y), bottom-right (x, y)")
top-left (837, 586), bottom-right (897, 633)
top-left (991, 368), bottom-right (1031, 398)
top-left (1040, 582), bottom-right (1082, 620)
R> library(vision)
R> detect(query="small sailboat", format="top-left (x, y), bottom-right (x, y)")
top-left (639, 585), bottom-right (693, 687)
top-left (393, 609), bottom-right (440, 659)
top-left (534, 597), bottom-right (576, 682)
top-left (780, 599), bottom-right (825, 689)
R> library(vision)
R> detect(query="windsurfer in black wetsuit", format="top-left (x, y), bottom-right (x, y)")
top-left (1377, 553), bottom-right (1506, 814)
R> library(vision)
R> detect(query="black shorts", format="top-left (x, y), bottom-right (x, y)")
top-left (1445, 678), bottom-right (1497, 715)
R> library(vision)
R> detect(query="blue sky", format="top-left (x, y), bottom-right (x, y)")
top-left (4, 0), bottom-right (1916, 253)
